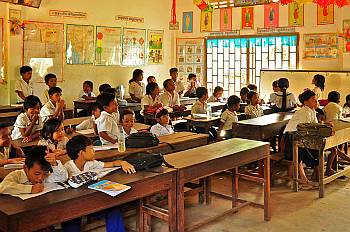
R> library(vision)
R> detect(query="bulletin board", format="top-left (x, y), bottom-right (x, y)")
top-left (121, 27), bottom-right (146, 66)
top-left (176, 38), bottom-right (205, 84)
top-left (95, 26), bottom-right (122, 66)
top-left (23, 21), bottom-right (64, 82)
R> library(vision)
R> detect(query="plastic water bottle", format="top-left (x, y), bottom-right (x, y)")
top-left (118, 128), bottom-right (126, 152)
top-left (206, 103), bottom-right (211, 118)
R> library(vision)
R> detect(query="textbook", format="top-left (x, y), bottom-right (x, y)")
top-left (88, 180), bottom-right (131, 197)
top-left (93, 144), bottom-right (119, 151)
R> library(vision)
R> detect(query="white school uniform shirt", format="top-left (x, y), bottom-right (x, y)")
top-left (64, 159), bottom-right (105, 178)
top-left (122, 127), bottom-right (138, 137)
top-left (284, 106), bottom-right (318, 133)
top-left (208, 95), bottom-right (220, 103)
top-left (313, 86), bottom-right (324, 100)
top-left (11, 112), bottom-right (43, 140)
top-left (129, 81), bottom-right (145, 100)
top-left (96, 111), bottom-right (120, 145)
top-left (141, 95), bottom-right (161, 115)
top-left (191, 100), bottom-right (206, 114)
top-left (343, 106), bottom-right (350, 117)
top-left (40, 100), bottom-right (57, 123)
top-left (78, 90), bottom-right (96, 99)
top-left (76, 115), bottom-right (96, 131)
top-left (150, 123), bottom-right (174, 137)
top-left (41, 89), bottom-right (50, 104)
top-left (14, 78), bottom-right (33, 103)
top-left (269, 92), bottom-right (277, 104)
top-left (37, 137), bottom-right (69, 152)
top-left (323, 102), bottom-right (343, 121)
top-left (244, 104), bottom-right (264, 118)
top-left (174, 80), bottom-right (185, 95)
top-left (160, 91), bottom-right (180, 107)
top-left (0, 161), bottom-right (68, 195)
top-left (270, 91), bottom-right (297, 109)
top-left (220, 109), bottom-right (238, 131)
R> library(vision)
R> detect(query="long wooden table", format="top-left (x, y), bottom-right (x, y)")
top-left (184, 115), bottom-right (221, 133)
top-left (0, 105), bottom-right (23, 113)
top-left (293, 120), bottom-right (350, 198)
top-left (165, 138), bottom-right (270, 231)
top-left (0, 167), bottom-right (177, 232)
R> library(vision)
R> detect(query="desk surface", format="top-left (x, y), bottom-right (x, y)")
top-left (235, 112), bottom-right (293, 126)
top-left (0, 105), bottom-right (23, 113)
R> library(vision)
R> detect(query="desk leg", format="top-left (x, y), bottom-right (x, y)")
top-left (204, 176), bottom-right (212, 205)
top-left (232, 168), bottom-right (239, 208)
top-left (74, 105), bottom-right (78, 118)
top-left (292, 141), bottom-right (299, 192)
top-left (177, 176), bottom-right (185, 232)
top-left (264, 157), bottom-right (271, 221)
top-left (168, 174), bottom-right (177, 232)
top-left (186, 121), bottom-right (190, 132)
top-left (137, 200), bottom-right (144, 232)
top-left (319, 149), bottom-right (325, 198)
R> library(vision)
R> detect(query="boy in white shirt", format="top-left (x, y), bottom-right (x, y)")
top-left (121, 109), bottom-right (138, 136)
top-left (128, 69), bottom-right (145, 102)
top-left (191, 87), bottom-right (208, 115)
top-left (244, 91), bottom-right (264, 119)
top-left (160, 79), bottom-right (186, 111)
top-left (78, 80), bottom-right (96, 100)
top-left (208, 86), bottom-right (224, 103)
top-left (41, 73), bottom-right (57, 104)
top-left (218, 95), bottom-right (240, 139)
top-left (150, 108), bottom-right (174, 137)
top-left (15, 66), bottom-right (33, 103)
top-left (184, 73), bottom-right (201, 98)
top-left (0, 123), bottom-right (25, 166)
top-left (170, 67), bottom-right (185, 95)
top-left (323, 91), bottom-right (342, 121)
top-left (40, 87), bottom-right (65, 123)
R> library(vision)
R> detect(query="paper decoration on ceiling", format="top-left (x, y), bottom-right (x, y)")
top-left (288, 2), bottom-right (304, 26)
top-left (242, 7), bottom-right (254, 30)
top-left (264, 3), bottom-right (279, 28)
top-left (220, 8), bottom-right (232, 31)
top-left (194, 0), bottom-right (208, 10)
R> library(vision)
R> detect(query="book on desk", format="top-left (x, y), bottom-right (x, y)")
top-left (88, 180), bottom-right (131, 197)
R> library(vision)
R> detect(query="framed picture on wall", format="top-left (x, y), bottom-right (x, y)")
top-left (200, 10), bottom-right (212, 32)
top-left (242, 7), bottom-right (254, 29)
top-left (220, 8), bottom-right (232, 31)
top-left (182, 12), bottom-right (193, 33)
top-left (317, 4), bottom-right (334, 25)
top-left (343, 20), bottom-right (350, 52)
top-left (288, 2), bottom-right (304, 27)
top-left (264, 3), bottom-right (279, 28)
top-left (304, 33), bottom-right (338, 59)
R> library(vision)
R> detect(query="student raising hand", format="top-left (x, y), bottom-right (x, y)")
top-left (31, 183), bottom-right (44, 194)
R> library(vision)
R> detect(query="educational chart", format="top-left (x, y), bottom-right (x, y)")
top-left (122, 28), bottom-right (146, 66)
top-left (304, 33), bottom-right (338, 59)
top-left (95, 26), bottom-right (122, 66)
top-left (176, 38), bottom-right (205, 85)
top-left (264, 3), bottom-right (279, 28)
top-left (66, 24), bottom-right (94, 64)
top-left (0, 18), bottom-right (3, 80)
top-left (23, 21), bottom-right (64, 82)
top-left (147, 30), bottom-right (164, 64)
top-left (343, 20), bottom-right (350, 52)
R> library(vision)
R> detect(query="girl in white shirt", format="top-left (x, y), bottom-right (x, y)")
top-left (141, 82), bottom-right (162, 115)
top-left (218, 95), bottom-right (240, 139)
top-left (271, 78), bottom-right (297, 112)
top-left (208, 86), bottom-right (224, 103)
top-left (150, 108), bottom-right (174, 137)
top-left (312, 74), bottom-right (325, 100)
top-left (323, 91), bottom-right (342, 121)
top-left (121, 109), bottom-right (138, 137)
top-left (244, 91), bottom-right (263, 119)
top-left (343, 94), bottom-right (350, 118)
top-left (129, 69), bottom-right (145, 102)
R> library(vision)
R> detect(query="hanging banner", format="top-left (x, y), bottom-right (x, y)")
top-left (147, 30), bottom-right (164, 64)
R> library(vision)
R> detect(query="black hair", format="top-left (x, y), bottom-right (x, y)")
top-left (23, 95), bottom-right (42, 111)
top-left (313, 74), bottom-right (325, 91)
top-left (147, 76), bottom-right (156, 82)
top-left (129, 69), bottom-right (143, 84)
top-left (272, 80), bottom-right (278, 88)
top-left (163, 79), bottom-right (173, 89)
top-left (41, 118), bottom-right (62, 141)
top-left (48, 87), bottom-right (62, 96)
top-left (103, 87), bottom-right (116, 97)
top-left (240, 87), bottom-right (249, 96)
top-left (247, 91), bottom-right (258, 101)
top-left (66, 135), bottom-right (92, 161)
top-left (345, 94), bottom-right (350, 107)
top-left (0, 123), bottom-right (7, 129)
top-left (25, 146), bottom-right (53, 172)
top-left (196, 87), bottom-right (208, 99)
top-left (44, 73), bottom-right (57, 84)
top-left (213, 86), bottom-right (224, 95)
top-left (278, 78), bottom-right (290, 111)
top-left (92, 103), bottom-right (100, 112)
top-left (83, 80), bottom-right (93, 90)
top-left (99, 83), bottom-right (111, 93)
top-left (299, 90), bottom-right (316, 104)
top-left (188, 73), bottom-right (196, 81)
top-left (222, 95), bottom-right (240, 112)
top-left (96, 93), bottom-right (115, 111)
top-left (315, 108), bottom-right (325, 116)
top-left (20, 66), bottom-right (32, 75)
top-left (247, 84), bottom-right (257, 91)
top-left (155, 108), bottom-right (169, 119)
top-left (169, 68), bottom-right (178, 75)
top-left (121, 109), bottom-right (135, 119)
top-left (146, 82), bottom-right (159, 95)
top-left (328, 91), bottom-right (340, 103)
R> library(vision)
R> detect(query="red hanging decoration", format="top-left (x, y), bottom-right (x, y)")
top-left (194, 0), bottom-right (208, 10)
top-left (280, 0), bottom-right (293, 5)
top-left (171, 0), bottom-right (176, 24)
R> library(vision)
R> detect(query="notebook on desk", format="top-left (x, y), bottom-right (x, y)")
top-left (340, 118), bottom-right (350, 123)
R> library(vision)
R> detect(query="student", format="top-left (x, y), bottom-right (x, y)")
top-left (284, 90), bottom-right (319, 184)
top-left (184, 73), bottom-right (200, 98)
top-left (0, 123), bottom-right (25, 166)
top-left (244, 91), bottom-right (263, 119)
top-left (128, 69), bottom-right (145, 102)
top-left (41, 73), bottom-right (57, 104)
top-left (147, 76), bottom-right (156, 84)
top-left (208, 86), bottom-right (224, 103)
top-left (240, 87), bottom-right (249, 104)
top-left (150, 108), bottom-right (174, 137)
top-left (121, 109), bottom-right (138, 136)
top-left (99, 83), bottom-right (112, 94)
top-left (218, 95), bottom-right (240, 139)
top-left (268, 80), bottom-right (280, 104)
top-left (0, 146), bottom-right (68, 195)
top-left (96, 93), bottom-right (120, 145)
top-left (15, 66), bottom-right (33, 103)
top-left (79, 80), bottom-right (96, 100)
top-left (40, 87), bottom-right (65, 123)
top-left (169, 67), bottom-right (185, 95)
top-left (141, 82), bottom-right (162, 115)
top-left (312, 74), bottom-right (325, 100)
top-left (76, 104), bottom-right (101, 133)
top-left (343, 94), bottom-right (350, 117)
top-left (159, 79), bottom-right (186, 111)
top-left (191, 87), bottom-right (208, 115)
top-left (323, 91), bottom-right (342, 121)
top-left (247, 84), bottom-right (258, 92)
top-left (38, 118), bottom-right (68, 157)
top-left (271, 78), bottom-right (297, 112)
top-left (11, 95), bottom-right (42, 142)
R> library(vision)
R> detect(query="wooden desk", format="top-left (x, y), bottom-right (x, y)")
top-left (0, 112), bottom-right (19, 125)
top-left (165, 138), bottom-right (271, 231)
top-left (0, 167), bottom-right (177, 232)
top-left (73, 100), bottom-right (95, 117)
top-left (180, 97), bottom-right (197, 106)
top-left (0, 105), bottom-right (22, 113)
top-left (184, 115), bottom-right (221, 133)
top-left (239, 104), bottom-right (274, 115)
top-left (63, 116), bottom-right (91, 127)
top-left (293, 121), bottom-right (350, 198)
top-left (207, 102), bottom-right (226, 112)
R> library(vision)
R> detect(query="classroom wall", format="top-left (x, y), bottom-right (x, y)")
top-left (0, 0), bottom-right (174, 107)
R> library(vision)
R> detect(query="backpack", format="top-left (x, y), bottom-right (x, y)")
top-left (125, 132), bottom-right (159, 148)
top-left (296, 123), bottom-right (333, 138)
top-left (122, 152), bottom-right (173, 171)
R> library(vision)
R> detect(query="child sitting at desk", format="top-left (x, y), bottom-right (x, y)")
top-left (14, 66), bottom-right (33, 103)
top-left (41, 73), bottom-right (57, 104)
top-left (323, 91), bottom-right (342, 121)
top-left (121, 109), bottom-right (138, 136)
top-left (312, 74), bottom-right (326, 101)
top-left (40, 87), bottom-right (65, 123)
top-left (191, 87), bottom-right (208, 115)
top-left (269, 80), bottom-right (280, 105)
top-left (0, 146), bottom-right (68, 195)
top-left (99, 83), bottom-right (112, 94)
top-left (218, 95), bottom-right (240, 140)
top-left (160, 79), bottom-right (186, 111)
top-left (141, 82), bottom-right (162, 115)
top-left (184, 73), bottom-right (201, 98)
top-left (147, 76), bottom-right (156, 84)
top-left (150, 108), bottom-right (174, 137)
top-left (208, 86), bottom-right (224, 103)
top-left (271, 78), bottom-right (297, 112)
top-left (76, 104), bottom-right (101, 133)
top-left (96, 93), bottom-right (120, 145)
top-left (170, 67), bottom-right (185, 95)
top-left (343, 94), bottom-right (350, 118)
top-left (244, 91), bottom-right (263, 119)
top-left (0, 123), bottom-right (24, 166)
top-left (79, 80), bottom-right (96, 100)
top-left (129, 69), bottom-right (145, 102)
top-left (11, 95), bottom-right (42, 142)
top-left (240, 87), bottom-right (249, 104)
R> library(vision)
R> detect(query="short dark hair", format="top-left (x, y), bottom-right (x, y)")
top-left (147, 76), bottom-right (156, 82)
top-left (121, 109), bottom-right (135, 120)
top-left (0, 123), bottom-right (7, 129)
top-left (163, 79), bottom-right (172, 89)
top-left (240, 87), bottom-right (249, 96)
top-left (103, 87), bottom-right (116, 96)
top-left (25, 146), bottom-right (53, 173)
top-left (146, 82), bottom-right (159, 95)
top-left (169, 68), bottom-right (178, 75)
top-left (213, 86), bottom-right (224, 95)
top-left (48, 87), bottom-right (62, 96)
top-left (188, 73), bottom-right (196, 81)
top-left (196, 87), bottom-right (208, 99)
top-left (313, 74), bottom-right (325, 91)
top-left (23, 95), bottom-right (41, 110)
top-left (227, 95), bottom-right (241, 107)
top-left (41, 118), bottom-right (62, 141)
top-left (92, 103), bottom-right (100, 112)
top-left (83, 81), bottom-right (93, 90)
top-left (247, 84), bottom-right (257, 91)
top-left (20, 66), bottom-right (32, 75)
top-left (99, 83), bottom-right (111, 93)
top-left (44, 73), bottom-right (57, 84)
top-left (272, 80), bottom-right (278, 88)
top-left (328, 91), bottom-right (340, 103)
top-left (299, 90), bottom-right (316, 104)
top-left (345, 94), bottom-right (350, 107)
top-left (129, 69), bottom-right (143, 84)
top-left (247, 91), bottom-right (258, 100)
top-left (96, 93), bottom-right (115, 111)
top-left (155, 108), bottom-right (169, 119)
top-left (278, 78), bottom-right (289, 90)
top-left (66, 135), bottom-right (92, 161)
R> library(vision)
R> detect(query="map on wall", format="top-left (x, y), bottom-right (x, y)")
top-left (147, 30), bottom-right (164, 64)
top-left (95, 26), bottom-right (122, 66)
top-left (23, 21), bottom-right (64, 82)
top-left (66, 24), bottom-right (94, 65)
top-left (122, 28), bottom-right (146, 66)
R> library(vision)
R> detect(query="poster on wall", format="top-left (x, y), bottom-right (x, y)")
top-left (264, 3), bottom-right (279, 28)
top-left (343, 20), bottom-right (350, 52)
top-left (304, 33), bottom-right (338, 59)
top-left (147, 30), bottom-right (163, 64)
top-left (182, 12), bottom-right (193, 33)
top-left (95, 26), bottom-right (122, 66)
top-left (23, 21), bottom-right (64, 82)
top-left (0, 18), bottom-right (3, 80)
top-left (317, 5), bottom-right (334, 25)
top-left (220, 8), bottom-right (232, 31)
top-left (200, 10), bottom-right (212, 32)
top-left (288, 2), bottom-right (304, 27)
top-left (242, 7), bottom-right (254, 29)
top-left (66, 24), bottom-right (94, 64)
top-left (122, 27), bottom-right (146, 66)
